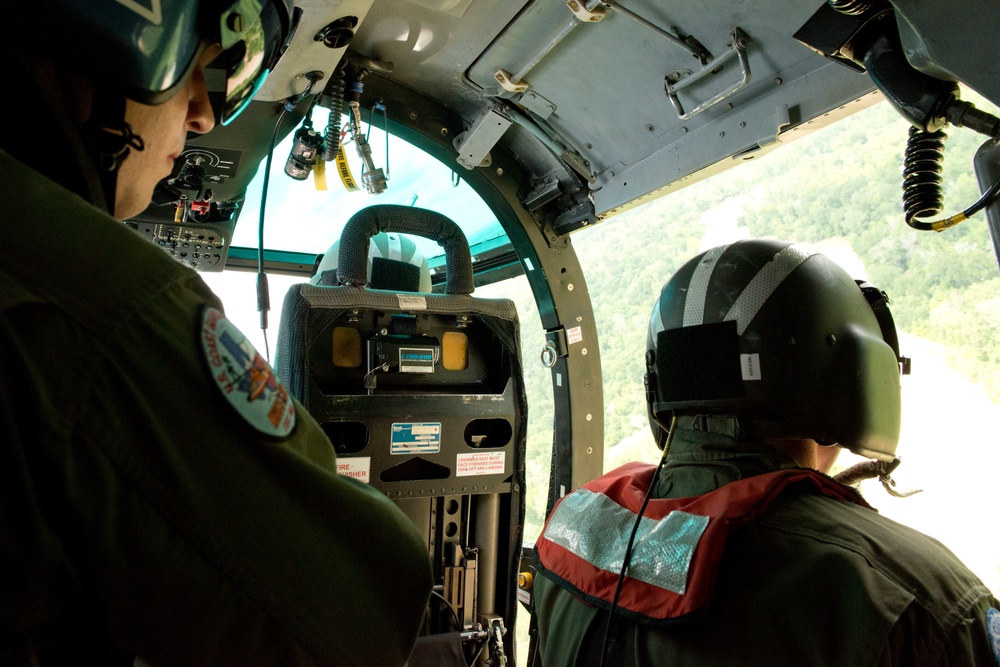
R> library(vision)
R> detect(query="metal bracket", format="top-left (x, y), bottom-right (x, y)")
top-left (484, 615), bottom-right (508, 667)
top-left (453, 104), bottom-right (513, 170)
top-left (665, 28), bottom-right (752, 121)
top-left (542, 327), bottom-right (569, 367)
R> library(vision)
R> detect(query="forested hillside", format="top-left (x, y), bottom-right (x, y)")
top-left (501, 95), bottom-right (1000, 592)
top-left (576, 95), bottom-right (999, 448)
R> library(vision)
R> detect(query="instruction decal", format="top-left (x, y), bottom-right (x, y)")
top-left (336, 457), bottom-right (371, 483)
top-left (567, 326), bottom-right (583, 344)
top-left (335, 144), bottom-right (360, 192)
top-left (457, 451), bottom-right (506, 477)
top-left (391, 422), bottom-right (442, 454)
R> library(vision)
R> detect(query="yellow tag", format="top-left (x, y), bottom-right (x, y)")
top-left (336, 144), bottom-right (361, 192)
top-left (313, 158), bottom-right (328, 191)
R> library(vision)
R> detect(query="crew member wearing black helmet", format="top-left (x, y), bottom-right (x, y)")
top-left (531, 239), bottom-right (1000, 666)
top-left (0, 2), bottom-right (432, 664)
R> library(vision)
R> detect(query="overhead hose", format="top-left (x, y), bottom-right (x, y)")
top-left (902, 126), bottom-right (947, 231)
top-left (902, 125), bottom-right (1000, 232)
top-left (321, 67), bottom-right (346, 162)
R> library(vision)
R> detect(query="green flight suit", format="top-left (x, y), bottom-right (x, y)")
top-left (0, 150), bottom-right (432, 666)
top-left (533, 425), bottom-right (1000, 666)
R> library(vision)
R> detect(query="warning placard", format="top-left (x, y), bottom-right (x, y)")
top-left (336, 456), bottom-right (371, 483)
top-left (456, 451), bottom-right (506, 477)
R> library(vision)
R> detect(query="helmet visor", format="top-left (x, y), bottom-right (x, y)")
top-left (216, 0), bottom-right (295, 125)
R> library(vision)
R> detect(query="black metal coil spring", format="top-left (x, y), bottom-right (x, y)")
top-left (321, 69), bottom-right (346, 162)
top-left (901, 126), bottom-right (948, 228)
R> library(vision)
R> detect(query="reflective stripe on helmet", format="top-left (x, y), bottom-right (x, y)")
top-left (723, 244), bottom-right (815, 335)
top-left (682, 243), bottom-right (731, 327)
top-left (663, 241), bottom-right (815, 336)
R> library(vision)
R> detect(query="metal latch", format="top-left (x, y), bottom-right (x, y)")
top-left (665, 28), bottom-right (752, 121)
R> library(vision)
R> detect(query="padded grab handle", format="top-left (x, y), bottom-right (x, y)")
top-left (337, 204), bottom-right (474, 295)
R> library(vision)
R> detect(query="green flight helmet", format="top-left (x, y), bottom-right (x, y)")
top-left (8, 0), bottom-right (297, 125)
top-left (311, 231), bottom-right (433, 293)
top-left (645, 239), bottom-right (909, 461)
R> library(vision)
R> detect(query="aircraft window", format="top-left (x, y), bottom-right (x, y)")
top-left (229, 109), bottom-right (508, 262)
top-left (572, 92), bottom-right (1000, 603)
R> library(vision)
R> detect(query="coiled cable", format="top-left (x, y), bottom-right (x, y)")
top-left (321, 67), bottom-right (346, 162)
top-left (902, 125), bottom-right (1000, 232)
top-left (902, 126), bottom-right (948, 230)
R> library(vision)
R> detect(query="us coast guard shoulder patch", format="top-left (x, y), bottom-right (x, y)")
top-left (201, 307), bottom-right (296, 438)
top-left (988, 607), bottom-right (1000, 664)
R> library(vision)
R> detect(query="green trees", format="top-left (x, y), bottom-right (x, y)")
top-left (514, 95), bottom-right (1000, 560)
top-left (575, 97), bottom-right (1000, 455)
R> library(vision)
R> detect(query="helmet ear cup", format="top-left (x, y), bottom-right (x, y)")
top-left (821, 322), bottom-right (903, 458)
top-left (857, 281), bottom-right (912, 375)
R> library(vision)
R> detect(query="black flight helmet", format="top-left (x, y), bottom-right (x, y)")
top-left (645, 239), bottom-right (909, 461)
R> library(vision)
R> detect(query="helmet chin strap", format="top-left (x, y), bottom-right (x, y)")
top-left (833, 456), bottom-right (923, 498)
top-left (82, 83), bottom-right (145, 217)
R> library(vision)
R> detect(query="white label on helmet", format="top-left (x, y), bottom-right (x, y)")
top-left (725, 245), bottom-right (816, 335)
top-left (740, 353), bottom-right (762, 381)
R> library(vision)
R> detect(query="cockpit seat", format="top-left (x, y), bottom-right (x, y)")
top-left (274, 204), bottom-right (526, 664)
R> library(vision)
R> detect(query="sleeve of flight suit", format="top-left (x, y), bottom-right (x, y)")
top-left (878, 595), bottom-right (1000, 666)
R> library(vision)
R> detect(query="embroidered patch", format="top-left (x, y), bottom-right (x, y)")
top-left (201, 307), bottom-right (295, 438)
top-left (988, 607), bottom-right (1000, 664)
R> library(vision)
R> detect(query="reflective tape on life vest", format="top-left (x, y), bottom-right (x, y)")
top-left (543, 488), bottom-right (708, 596)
